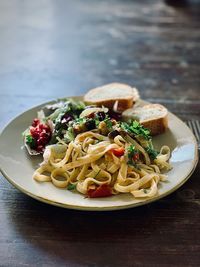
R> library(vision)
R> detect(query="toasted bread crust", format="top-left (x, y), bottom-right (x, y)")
top-left (141, 115), bottom-right (168, 135)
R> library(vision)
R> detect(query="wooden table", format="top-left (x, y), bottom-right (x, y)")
top-left (0, 1), bottom-right (199, 266)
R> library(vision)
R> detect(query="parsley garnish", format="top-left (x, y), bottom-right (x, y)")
top-left (104, 117), bottom-right (113, 130)
top-left (75, 117), bottom-right (87, 124)
top-left (67, 184), bottom-right (76, 190)
top-left (146, 146), bottom-right (159, 160)
top-left (128, 144), bottom-right (136, 157)
top-left (26, 135), bottom-right (36, 149)
top-left (121, 121), bottom-right (151, 140)
top-left (127, 145), bottom-right (140, 169)
top-left (94, 117), bottom-right (100, 127)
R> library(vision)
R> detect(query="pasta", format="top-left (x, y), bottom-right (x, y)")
top-left (24, 98), bottom-right (172, 199)
top-left (33, 131), bottom-right (171, 198)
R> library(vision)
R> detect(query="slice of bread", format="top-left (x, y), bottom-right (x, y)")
top-left (122, 104), bottom-right (168, 135)
top-left (84, 83), bottom-right (139, 111)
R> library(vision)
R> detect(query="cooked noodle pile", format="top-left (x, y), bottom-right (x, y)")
top-left (33, 131), bottom-right (171, 198)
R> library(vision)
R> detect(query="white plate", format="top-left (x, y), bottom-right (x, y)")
top-left (0, 98), bottom-right (198, 211)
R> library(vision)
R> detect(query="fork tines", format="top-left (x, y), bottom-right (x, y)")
top-left (185, 120), bottom-right (200, 144)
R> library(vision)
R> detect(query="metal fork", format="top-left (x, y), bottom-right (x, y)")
top-left (185, 120), bottom-right (200, 149)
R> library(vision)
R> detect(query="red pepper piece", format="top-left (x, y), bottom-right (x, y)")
top-left (87, 184), bottom-right (112, 198)
top-left (112, 147), bottom-right (125, 157)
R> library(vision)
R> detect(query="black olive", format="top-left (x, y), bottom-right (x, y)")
top-left (61, 122), bottom-right (68, 130)
top-left (61, 113), bottom-right (74, 123)
top-left (85, 119), bottom-right (96, 130)
top-left (108, 111), bottom-right (122, 121)
top-left (108, 130), bottom-right (120, 139)
top-left (97, 111), bottom-right (106, 121)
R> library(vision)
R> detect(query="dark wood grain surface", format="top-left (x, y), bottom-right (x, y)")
top-left (0, 0), bottom-right (200, 266)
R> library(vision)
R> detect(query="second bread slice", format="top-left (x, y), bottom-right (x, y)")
top-left (122, 104), bottom-right (168, 135)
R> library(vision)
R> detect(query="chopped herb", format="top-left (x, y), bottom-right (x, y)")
top-left (75, 117), bottom-right (87, 124)
top-left (94, 117), bottom-right (100, 127)
top-left (143, 189), bottom-right (148, 194)
top-left (127, 144), bottom-right (140, 169)
top-left (121, 121), bottom-right (151, 140)
top-left (26, 135), bottom-right (36, 149)
top-left (104, 117), bottom-right (113, 130)
top-left (128, 144), bottom-right (136, 155)
top-left (67, 184), bottom-right (76, 190)
top-left (146, 146), bottom-right (159, 160)
top-left (127, 144), bottom-right (138, 159)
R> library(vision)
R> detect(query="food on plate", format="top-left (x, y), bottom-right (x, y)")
top-left (122, 104), bottom-right (168, 135)
top-left (23, 99), bottom-right (85, 155)
top-left (23, 120), bottom-right (52, 155)
top-left (84, 83), bottom-right (139, 112)
top-left (23, 83), bottom-right (172, 199)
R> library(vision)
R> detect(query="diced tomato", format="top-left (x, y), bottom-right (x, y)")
top-left (40, 132), bottom-right (50, 139)
top-left (30, 127), bottom-right (40, 140)
top-left (29, 120), bottom-right (51, 153)
top-left (30, 126), bottom-right (34, 135)
top-left (133, 153), bottom-right (139, 161)
top-left (112, 147), bottom-right (125, 157)
top-left (38, 123), bottom-right (45, 131)
top-left (87, 184), bottom-right (112, 198)
top-left (37, 134), bottom-right (50, 145)
top-left (41, 124), bottom-right (51, 132)
top-left (32, 118), bottom-right (40, 127)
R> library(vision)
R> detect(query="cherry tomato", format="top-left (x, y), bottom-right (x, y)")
top-left (87, 184), bottom-right (112, 198)
top-left (112, 147), bottom-right (125, 157)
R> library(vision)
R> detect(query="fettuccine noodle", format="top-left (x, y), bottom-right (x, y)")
top-left (33, 131), bottom-right (171, 198)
